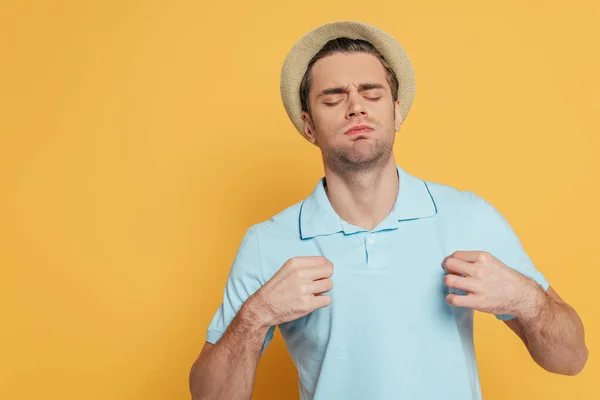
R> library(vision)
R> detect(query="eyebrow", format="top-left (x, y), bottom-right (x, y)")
top-left (316, 83), bottom-right (386, 98)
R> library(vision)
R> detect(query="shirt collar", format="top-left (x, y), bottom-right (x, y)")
top-left (299, 165), bottom-right (438, 239)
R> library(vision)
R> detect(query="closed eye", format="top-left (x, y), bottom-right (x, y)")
top-left (324, 97), bottom-right (381, 106)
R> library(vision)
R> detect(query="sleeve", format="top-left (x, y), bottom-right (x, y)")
top-left (206, 226), bottom-right (275, 353)
top-left (474, 197), bottom-right (550, 321)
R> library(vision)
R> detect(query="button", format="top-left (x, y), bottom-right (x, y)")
top-left (368, 237), bottom-right (375, 245)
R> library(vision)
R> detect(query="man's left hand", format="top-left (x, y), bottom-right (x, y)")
top-left (441, 250), bottom-right (545, 320)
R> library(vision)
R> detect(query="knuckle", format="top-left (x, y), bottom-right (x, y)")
top-left (444, 275), bottom-right (454, 285)
top-left (478, 252), bottom-right (491, 263)
top-left (446, 293), bottom-right (455, 305)
top-left (319, 257), bottom-right (333, 270)
top-left (314, 256), bottom-right (327, 265)
top-left (321, 279), bottom-right (333, 292)
top-left (298, 283), bottom-right (309, 295)
top-left (285, 257), bottom-right (297, 268)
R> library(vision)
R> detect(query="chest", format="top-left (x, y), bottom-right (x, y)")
top-left (271, 220), bottom-right (470, 347)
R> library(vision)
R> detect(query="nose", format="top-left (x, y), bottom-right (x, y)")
top-left (345, 92), bottom-right (368, 120)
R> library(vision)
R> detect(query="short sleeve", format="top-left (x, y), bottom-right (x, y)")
top-left (206, 226), bottom-right (275, 353)
top-left (474, 197), bottom-right (550, 321)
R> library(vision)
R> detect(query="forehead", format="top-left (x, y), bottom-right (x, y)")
top-left (309, 52), bottom-right (389, 92)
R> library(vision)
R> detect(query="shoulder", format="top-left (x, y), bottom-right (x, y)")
top-left (420, 177), bottom-right (524, 256)
top-left (420, 177), bottom-right (508, 233)
top-left (247, 199), bottom-right (304, 241)
top-left (422, 178), bottom-right (486, 215)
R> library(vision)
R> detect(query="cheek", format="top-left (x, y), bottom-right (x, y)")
top-left (312, 111), bottom-right (343, 135)
top-left (377, 105), bottom-right (397, 130)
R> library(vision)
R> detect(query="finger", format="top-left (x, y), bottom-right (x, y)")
top-left (443, 274), bottom-right (479, 293)
top-left (305, 264), bottom-right (334, 280)
top-left (286, 256), bottom-right (332, 269)
top-left (446, 292), bottom-right (479, 309)
top-left (293, 264), bottom-right (334, 281)
top-left (309, 278), bottom-right (334, 294)
top-left (442, 257), bottom-right (475, 277)
top-left (446, 251), bottom-right (483, 263)
top-left (310, 294), bottom-right (332, 310)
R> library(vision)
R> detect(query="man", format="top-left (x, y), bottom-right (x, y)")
top-left (189, 21), bottom-right (587, 399)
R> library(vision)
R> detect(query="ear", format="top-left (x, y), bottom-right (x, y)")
top-left (301, 111), bottom-right (317, 144)
top-left (394, 99), bottom-right (403, 131)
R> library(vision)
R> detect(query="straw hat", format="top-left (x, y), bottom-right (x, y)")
top-left (280, 21), bottom-right (416, 136)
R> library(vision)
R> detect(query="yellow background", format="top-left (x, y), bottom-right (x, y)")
top-left (1, 1), bottom-right (598, 399)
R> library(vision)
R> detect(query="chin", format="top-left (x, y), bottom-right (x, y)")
top-left (338, 151), bottom-right (387, 169)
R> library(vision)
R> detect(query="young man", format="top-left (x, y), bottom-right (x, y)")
top-left (189, 21), bottom-right (587, 400)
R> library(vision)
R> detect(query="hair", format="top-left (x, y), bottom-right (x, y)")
top-left (299, 37), bottom-right (399, 118)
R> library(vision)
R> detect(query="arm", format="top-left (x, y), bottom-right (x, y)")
top-left (189, 299), bottom-right (270, 400)
top-left (443, 251), bottom-right (589, 376)
top-left (190, 256), bottom-right (334, 400)
top-left (504, 286), bottom-right (588, 376)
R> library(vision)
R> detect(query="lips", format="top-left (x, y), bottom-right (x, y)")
top-left (344, 125), bottom-right (374, 135)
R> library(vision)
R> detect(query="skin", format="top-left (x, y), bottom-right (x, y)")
top-left (442, 251), bottom-right (588, 376)
top-left (189, 256), bottom-right (333, 400)
top-left (301, 53), bottom-right (403, 231)
top-left (189, 52), bottom-right (588, 400)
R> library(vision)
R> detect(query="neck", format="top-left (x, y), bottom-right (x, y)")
top-left (323, 155), bottom-right (399, 231)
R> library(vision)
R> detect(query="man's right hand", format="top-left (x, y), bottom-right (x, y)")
top-left (245, 256), bottom-right (334, 328)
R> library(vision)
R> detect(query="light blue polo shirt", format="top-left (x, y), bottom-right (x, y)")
top-left (207, 165), bottom-right (549, 400)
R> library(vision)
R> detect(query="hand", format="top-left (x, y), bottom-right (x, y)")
top-left (441, 251), bottom-right (544, 319)
top-left (246, 256), bottom-right (334, 327)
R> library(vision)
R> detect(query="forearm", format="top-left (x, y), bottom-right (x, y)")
top-left (518, 290), bottom-right (588, 375)
top-left (189, 303), bottom-right (270, 400)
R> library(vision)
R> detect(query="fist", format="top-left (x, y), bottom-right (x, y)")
top-left (249, 256), bottom-right (334, 327)
top-left (442, 250), bottom-right (543, 319)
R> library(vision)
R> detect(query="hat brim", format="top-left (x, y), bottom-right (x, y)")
top-left (280, 21), bottom-right (416, 137)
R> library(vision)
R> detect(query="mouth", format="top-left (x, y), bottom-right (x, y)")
top-left (344, 125), bottom-right (374, 136)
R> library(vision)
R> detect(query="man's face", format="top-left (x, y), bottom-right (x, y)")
top-left (302, 52), bottom-right (402, 172)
